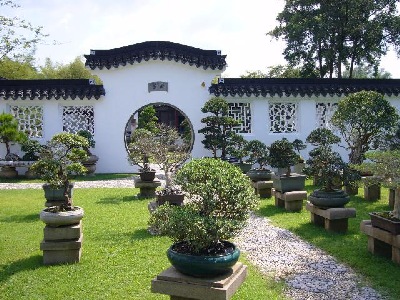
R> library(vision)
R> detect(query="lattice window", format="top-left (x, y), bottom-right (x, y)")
top-left (316, 102), bottom-right (338, 128)
top-left (228, 102), bottom-right (251, 133)
top-left (62, 106), bottom-right (94, 134)
top-left (10, 106), bottom-right (43, 138)
top-left (269, 102), bottom-right (298, 133)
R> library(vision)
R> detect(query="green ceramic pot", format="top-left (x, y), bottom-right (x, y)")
top-left (308, 189), bottom-right (350, 208)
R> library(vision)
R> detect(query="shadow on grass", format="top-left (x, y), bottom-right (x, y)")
top-left (0, 255), bottom-right (42, 283)
top-left (131, 228), bottom-right (153, 240)
top-left (0, 213), bottom-right (39, 223)
top-left (95, 195), bottom-right (152, 205)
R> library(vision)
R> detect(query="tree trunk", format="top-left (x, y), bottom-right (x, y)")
top-left (394, 188), bottom-right (400, 219)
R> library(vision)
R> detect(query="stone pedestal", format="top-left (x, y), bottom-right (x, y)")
top-left (363, 183), bottom-right (381, 201)
top-left (134, 179), bottom-right (161, 198)
top-left (40, 221), bottom-right (83, 265)
top-left (274, 190), bottom-right (307, 212)
top-left (389, 188), bottom-right (395, 210)
top-left (361, 220), bottom-right (400, 264)
top-left (252, 180), bottom-right (273, 198)
top-left (306, 202), bottom-right (356, 233)
top-left (151, 262), bottom-right (247, 300)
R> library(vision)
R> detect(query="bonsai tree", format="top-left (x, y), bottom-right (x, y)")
top-left (246, 140), bottom-right (269, 170)
top-left (0, 112), bottom-right (27, 160)
top-left (31, 132), bottom-right (89, 211)
top-left (354, 150), bottom-right (400, 219)
top-left (331, 91), bottom-right (399, 165)
top-left (149, 158), bottom-right (258, 264)
top-left (198, 97), bottom-right (240, 159)
top-left (137, 105), bottom-right (159, 134)
top-left (267, 138), bottom-right (300, 177)
top-left (152, 123), bottom-right (190, 191)
top-left (77, 130), bottom-right (95, 156)
top-left (21, 139), bottom-right (43, 161)
top-left (292, 138), bottom-right (306, 160)
top-left (127, 128), bottom-right (155, 172)
top-left (226, 134), bottom-right (249, 163)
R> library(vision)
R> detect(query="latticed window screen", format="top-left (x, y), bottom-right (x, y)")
top-left (62, 106), bottom-right (94, 134)
top-left (228, 102), bottom-right (251, 133)
top-left (316, 102), bottom-right (338, 128)
top-left (269, 102), bottom-right (298, 133)
top-left (10, 106), bottom-right (43, 138)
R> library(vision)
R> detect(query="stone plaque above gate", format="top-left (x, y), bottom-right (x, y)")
top-left (148, 81), bottom-right (168, 93)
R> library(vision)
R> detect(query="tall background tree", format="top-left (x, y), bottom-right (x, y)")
top-left (269, 0), bottom-right (400, 78)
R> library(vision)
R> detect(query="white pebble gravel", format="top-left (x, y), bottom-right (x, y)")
top-left (0, 178), bottom-right (388, 299)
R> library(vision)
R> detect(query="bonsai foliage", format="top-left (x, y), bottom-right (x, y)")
top-left (306, 127), bottom-right (341, 147)
top-left (152, 123), bottom-right (190, 189)
top-left (127, 128), bottom-right (155, 171)
top-left (198, 97), bottom-right (240, 159)
top-left (354, 150), bottom-right (400, 219)
top-left (21, 139), bottom-right (43, 161)
top-left (331, 91), bottom-right (399, 165)
top-left (226, 134), bottom-right (250, 163)
top-left (149, 158), bottom-right (259, 254)
top-left (137, 105), bottom-right (158, 134)
top-left (246, 140), bottom-right (269, 169)
top-left (0, 112), bottom-right (27, 159)
top-left (267, 138), bottom-right (300, 176)
top-left (77, 130), bottom-right (95, 155)
top-left (31, 132), bottom-right (88, 209)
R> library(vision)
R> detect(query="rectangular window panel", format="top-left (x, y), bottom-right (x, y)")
top-left (269, 102), bottom-right (298, 133)
top-left (316, 102), bottom-right (338, 128)
top-left (62, 106), bottom-right (94, 134)
top-left (10, 106), bottom-right (43, 138)
top-left (228, 102), bottom-right (251, 134)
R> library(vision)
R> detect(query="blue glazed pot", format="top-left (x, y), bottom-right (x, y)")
top-left (167, 241), bottom-right (240, 277)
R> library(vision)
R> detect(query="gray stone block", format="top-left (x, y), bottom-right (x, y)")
top-left (43, 222), bottom-right (82, 241)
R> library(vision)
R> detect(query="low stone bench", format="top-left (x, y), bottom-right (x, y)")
top-left (151, 262), bottom-right (247, 300)
top-left (306, 202), bottom-right (356, 233)
top-left (134, 178), bottom-right (161, 198)
top-left (275, 190), bottom-right (307, 212)
top-left (40, 221), bottom-right (83, 265)
top-left (252, 180), bottom-right (273, 198)
top-left (360, 220), bottom-right (400, 264)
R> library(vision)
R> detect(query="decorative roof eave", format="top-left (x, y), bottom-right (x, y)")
top-left (84, 41), bottom-right (227, 71)
top-left (209, 78), bottom-right (400, 98)
top-left (0, 79), bottom-right (105, 100)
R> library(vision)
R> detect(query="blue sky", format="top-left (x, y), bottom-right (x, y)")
top-left (6, 0), bottom-right (400, 78)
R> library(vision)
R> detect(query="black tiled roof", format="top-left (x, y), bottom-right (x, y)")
top-left (0, 79), bottom-right (105, 100)
top-left (210, 78), bottom-right (400, 97)
top-left (84, 41), bottom-right (226, 70)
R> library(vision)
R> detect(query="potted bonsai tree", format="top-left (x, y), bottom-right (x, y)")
top-left (304, 128), bottom-right (350, 208)
top-left (77, 130), bottom-right (98, 175)
top-left (20, 139), bottom-right (43, 178)
top-left (354, 150), bottom-right (400, 234)
top-left (268, 138), bottom-right (305, 193)
top-left (152, 123), bottom-right (190, 206)
top-left (149, 158), bottom-right (259, 277)
top-left (127, 128), bottom-right (157, 182)
top-left (31, 132), bottom-right (88, 226)
top-left (0, 112), bottom-right (27, 178)
top-left (226, 134), bottom-right (252, 173)
top-left (292, 138), bottom-right (306, 174)
top-left (245, 139), bottom-right (273, 181)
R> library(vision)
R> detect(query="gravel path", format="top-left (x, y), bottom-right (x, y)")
top-left (0, 179), bottom-right (388, 299)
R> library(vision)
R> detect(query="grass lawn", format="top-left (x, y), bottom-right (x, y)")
top-left (258, 180), bottom-right (400, 300)
top-left (0, 187), bottom-right (284, 300)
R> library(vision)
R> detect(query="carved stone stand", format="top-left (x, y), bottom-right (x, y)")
top-left (275, 190), bottom-right (307, 212)
top-left (252, 180), bottom-right (273, 198)
top-left (306, 202), bottom-right (356, 233)
top-left (360, 220), bottom-right (400, 264)
top-left (134, 178), bottom-right (161, 198)
top-left (363, 183), bottom-right (381, 201)
top-left (151, 262), bottom-right (247, 300)
top-left (40, 221), bottom-right (83, 265)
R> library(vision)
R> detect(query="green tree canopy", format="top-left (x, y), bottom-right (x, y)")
top-left (269, 0), bottom-right (400, 78)
top-left (137, 105), bottom-right (159, 134)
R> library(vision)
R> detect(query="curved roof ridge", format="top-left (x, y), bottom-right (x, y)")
top-left (84, 41), bottom-right (226, 71)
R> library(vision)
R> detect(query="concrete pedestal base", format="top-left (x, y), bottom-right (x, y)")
top-left (252, 181), bottom-right (273, 198)
top-left (151, 262), bottom-right (247, 300)
top-left (306, 202), bottom-right (356, 233)
top-left (363, 183), bottom-right (381, 201)
top-left (361, 220), bottom-right (400, 264)
top-left (275, 190), bottom-right (307, 212)
top-left (134, 179), bottom-right (161, 198)
top-left (40, 221), bottom-right (83, 265)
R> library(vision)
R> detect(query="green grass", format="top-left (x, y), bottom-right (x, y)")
top-left (0, 173), bottom-right (135, 183)
top-left (0, 188), bottom-right (284, 300)
top-left (257, 179), bottom-right (400, 300)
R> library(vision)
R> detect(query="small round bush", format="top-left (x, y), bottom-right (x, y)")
top-left (149, 158), bottom-right (259, 254)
